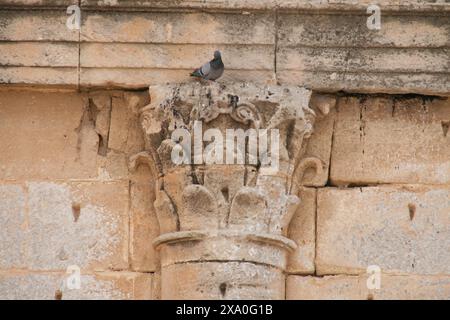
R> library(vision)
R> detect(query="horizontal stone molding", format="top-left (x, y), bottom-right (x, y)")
top-left (1, 6), bottom-right (449, 94)
top-left (1, 1), bottom-right (449, 13)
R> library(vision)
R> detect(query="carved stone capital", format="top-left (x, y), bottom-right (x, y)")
top-left (131, 82), bottom-right (334, 299)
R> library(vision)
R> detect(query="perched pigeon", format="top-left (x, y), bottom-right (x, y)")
top-left (190, 50), bottom-right (224, 81)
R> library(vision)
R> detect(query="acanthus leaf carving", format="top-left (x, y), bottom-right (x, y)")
top-left (130, 82), bottom-right (336, 299)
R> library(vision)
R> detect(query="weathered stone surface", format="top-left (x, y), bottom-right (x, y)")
top-left (122, 91), bottom-right (149, 153)
top-left (0, 272), bottom-right (152, 300)
top-left (0, 67), bottom-right (78, 86)
top-left (316, 186), bottom-right (450, 275)
top-left (130, 169), bottom-right (159, 272)
top-left (302, 94), bottom-right (336, 186)
top-left (108, 92), bottom-right (147, 154)
top-left (0, 184), bottom-right (26, 269)
top-left (27, 181), bottom-right (129, 271)
top-left (0, 42), bottom-right (78, 67)
top-left (82, 11), bottom-right (275, 44)
top-left (277, 44), bottom-right (450, 94)
top-left (81, 43), bottom-right (274, 70)
top-left (78, 0), bottom-right (450, 12)
top-left (92, 90), bottom-right (148, 174)
top-left (0, 0), bottom-right (72, 7)
top-left (97, 150), bottom-right (129, 180)
top-left (278, 47), bottom-right (448, 73)
top-left (0, 90), bottom-right (98, 179)
top-left (287, 275), bottom-right (362, 300)
top-left (88, 92), bottom-right (112, 156)
top-left (161, 262), bottom-right (284, 300)
top-left (3, 1), bottom-right (447, 13)
top-left (80, 68), bottom-right (274, 87)
top-left (278, 70), bottom-right (450, 96)
top-left (0, 3), bottom-right (448, 95)
top-left (286, 274), bottom-right (450, 300)
top-left (330, 96), bottom-right (450, 185)
top-left (108, 95), bottom-right (131, 152)
top-left (279, 14), bottom-right (450, 48)
top-left (287, 187), bottom-right (316, 274)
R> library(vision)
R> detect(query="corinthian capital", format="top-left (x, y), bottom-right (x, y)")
top-left (131, 82), bottom-right (334, 299)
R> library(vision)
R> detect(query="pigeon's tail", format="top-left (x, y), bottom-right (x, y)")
top-left (190, 69), bottom-right (202, 77)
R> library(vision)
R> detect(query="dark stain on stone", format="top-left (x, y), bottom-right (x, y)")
top-left (221, 187), bottom-right (229, 202)
top-left (55, 290), bottom-right (63, 300)
top-left (408, 203), bottom-right (416, 221)
top-left (72, 203), bottom-right (81, 222)
top-left (219, 282), bottom-right (227, 297)
top-left (441, 121), bottom-right (449, 137)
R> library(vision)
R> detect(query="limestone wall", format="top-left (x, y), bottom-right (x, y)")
top-left (289, 95), bottom-right (450, 299)
top-left (0, 89), bottom-right (158, 299)
top-left (0, 0), bottom-right (449, 300)
top-left (0, 88), bottom-right (448, 299)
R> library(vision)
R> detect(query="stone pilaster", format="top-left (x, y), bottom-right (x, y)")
top-left (130, 82), bottom-right (333, 299)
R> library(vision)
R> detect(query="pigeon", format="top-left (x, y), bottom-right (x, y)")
top-left (190, 50), bottom-right (224, 81)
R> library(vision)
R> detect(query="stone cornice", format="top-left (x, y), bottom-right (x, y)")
top-left (1, 2), bottom-right (448, 95)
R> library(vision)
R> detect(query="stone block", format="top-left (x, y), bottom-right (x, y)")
top-left (278, 47), bottom-right (448, 74)
top-left (80, 68), bottom-right (273, 87)
top-left (0, 184), bottom-right (26, 269)
top-left (80, 43), bottom-right (274, 70)
top-left (287, 187), bottom-right (316, 274)
top-left (0, 42), bottom-right (78, 67)
top-left (97, 150), bottom-right (129, 180)
top-left (330, 96), bottom-right (450, 185)
top-left (302, 95), bottom-right (336, 186)
top-left (82, 11), bottom-right (275, 44)
top-left (130, 174), bottom-right (159, 272)
top-left (78, 0), bottom-right (450, 12)
top-left (108, 95), bottom-right (130, 152)
top-left (286, 274), bottom-right (450, 300)
top-left (277, 70), bottom-right (450, 96)
top-left (278, 13), bottom-right (449, 48)
top-left (0, 10), bottom-right (77, 41)
top-left (161, 262), bottom-right (284, 300)
top-left (0, 91), bottom-right (97, 179)
top-left (0, 272), bottom-right (153, 300)
top-left (316, 186), bottom-right (450, 275)
top-left (27, 181), bottom-right (129, 271)
top-left (107, 93), bottom-right (146, 155)
top-left (0, 67), bottom-right (78, 86)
